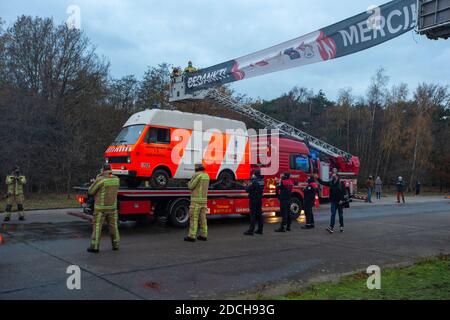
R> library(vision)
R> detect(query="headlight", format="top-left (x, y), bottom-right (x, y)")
top-left (105, 158), bottom-right (109, 164)
top-left (127, 157), bottom-right (131, 164)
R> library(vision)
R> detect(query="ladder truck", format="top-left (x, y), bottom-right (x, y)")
top-left (169, 85), bottom-right (360, 199)
top-left (75, 0), bottom-right (449, 227)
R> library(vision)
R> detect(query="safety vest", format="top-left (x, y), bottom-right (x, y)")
top-left (184, 66), bottom-right (197, 73)
top-left (6, 175), bottom-right (26, 195)
top-left (88, 171), bottom-right (120, 210)
top-left (188, 172), bottom-right (210, 204)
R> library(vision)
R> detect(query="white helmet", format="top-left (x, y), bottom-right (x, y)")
top-left (398, 176), bottom-right (403, 181)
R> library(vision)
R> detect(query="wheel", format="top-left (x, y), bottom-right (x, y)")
top-left (217, 171), bottom-right (235, 189)
top-left (169, 198), bottom-right (190, 228)
top-left (150, 169), bottom-right (170, 189)
top-left (125, 178), bottom-right (142, 189)
top-left (289, 197), bottom-right (303, 220)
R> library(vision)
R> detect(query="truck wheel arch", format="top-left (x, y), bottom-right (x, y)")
top-left (152, 165), bottom-right (173, 178)
top-left (150, 166), bottom-right (173, 189)
top-left (216, 169), bottom-right (236, 189)
top-left (289, 194), bottom-right (303, 220)
top-left (168, 198), bottom-right (190, 228)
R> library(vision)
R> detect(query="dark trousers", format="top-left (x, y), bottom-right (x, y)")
top-left (280, 199), bottom-right (291, 228)
top-left (397, 192), bottom-right (405, 203)
top-left (305, 203), bottom-right (314, 226)
top-left (248, 202), bottom-right (263, 232)
top-left (330, 201), bottom-right (344, 229)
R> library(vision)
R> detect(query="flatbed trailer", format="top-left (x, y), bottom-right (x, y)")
top-left (74, 185), bottom-right (307, 228)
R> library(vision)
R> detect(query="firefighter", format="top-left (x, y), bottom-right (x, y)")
top-left (301, 177), bottom-right (317, 229)
top-left (3, 166), bottom-right (27, 222)
top-left (171, 67), bottom-right (182, 78)
top-left (184, 164), bottom-right (210, 242)
top-left (244, 170), bottom-right (265, 236)
top-left (275, 172), bottom-right (294, 232)
top-left (87, 163), bottom-right (120, 253)
top-left (184, 61), bottom-right (197, 74)
top-left (318, 173), bottom-right (346, 233)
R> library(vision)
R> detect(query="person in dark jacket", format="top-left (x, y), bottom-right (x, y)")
top-left (415, 181), bottom-right (421, 196)
top-left (244, 170), bottom-right (265, 236)
top-left (275, 173), bottom-right (294, 232)
top-left (318, 173), bottom-right (346, 233)
top-left (396, 176), bottom-right (406, 203)
top-left (301, 177), bottom-right (317, 229)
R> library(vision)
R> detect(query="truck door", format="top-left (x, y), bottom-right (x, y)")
top-left (144, 126), bottom-right (173, 175)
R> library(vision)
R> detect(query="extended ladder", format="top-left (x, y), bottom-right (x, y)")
top-left (206, 88), bottom-right (353, 161)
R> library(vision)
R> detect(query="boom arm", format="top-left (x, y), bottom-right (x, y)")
top-left (170, 0), bottom-right (417, 97)
top-left (206, 88), bottom-right (353, 160)
top-left (169, 0), bottom-right (420, 163)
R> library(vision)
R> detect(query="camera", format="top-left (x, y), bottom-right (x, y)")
top-left (340, 195), bottom-right (352, 209)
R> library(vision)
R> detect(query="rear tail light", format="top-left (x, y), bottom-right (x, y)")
top-left (76, 195), bottom-right (86, 204)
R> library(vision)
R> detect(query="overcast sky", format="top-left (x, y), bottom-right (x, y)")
top-left (1, 0), bottom-right (449, 100)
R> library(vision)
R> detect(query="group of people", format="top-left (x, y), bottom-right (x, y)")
top-left (365, 175), bottom-right (421, 204)
top-left (171, 61), bottom-right (198, 78)
top-left (182, 165), bottom-right (351, 243)
top-left (1, 163), bottom-right (349, 252)
top-left (3, 163), bottom-right (422, 253)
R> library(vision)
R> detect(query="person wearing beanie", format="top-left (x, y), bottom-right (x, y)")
top-left (275, 172), bottom-right (294, 232)
top-left (301, 177), bottom-right (318, 229)
top-left (244, 170), bottom-right (265, 236)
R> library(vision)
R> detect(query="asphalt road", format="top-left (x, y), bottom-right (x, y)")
top-left (0, 196), bottom-right (449, 300)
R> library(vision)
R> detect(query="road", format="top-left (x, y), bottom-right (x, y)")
top-left (0, 196), bottom-right (449, 300)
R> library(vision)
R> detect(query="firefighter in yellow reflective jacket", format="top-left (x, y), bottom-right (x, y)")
top-left (183, 61), bottom-right (197, 74)
top-left (3, 166), bottom-right (27, 222)
top-left (87, 163), bottom-right (120, 253)
top-left (184, 164), bottom-right (210, 242)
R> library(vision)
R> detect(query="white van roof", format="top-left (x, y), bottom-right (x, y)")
top-left (124, 109), bottom-right (247, 132)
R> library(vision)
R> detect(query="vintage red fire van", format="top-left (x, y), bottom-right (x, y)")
top-left (105, 109), bottom-right (250, 188)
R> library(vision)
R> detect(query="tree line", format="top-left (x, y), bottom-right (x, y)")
top-left (0, 16), bottom-right (448, 193)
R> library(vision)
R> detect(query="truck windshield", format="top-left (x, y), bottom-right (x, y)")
top-left (291, 154), bottom-right (310, 172)
top-left (111, 125), bottom-right (145, 146)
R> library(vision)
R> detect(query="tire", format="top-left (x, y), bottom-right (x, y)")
top-left (289, 197), bottom-right (303, 220)
top-left (150, 169), bottom-right (170, 189)
top-left (217, 171), bottom-right (235, 189)
top-left (125, 178), bottom-right (142, 189)
top-left (169, 198), bottom-right (190, 228)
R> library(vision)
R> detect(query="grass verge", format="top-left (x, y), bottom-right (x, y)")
top-left (276, 255), bottom-right (450, 300)
top-left (0, 193), bottom-right (79, 211)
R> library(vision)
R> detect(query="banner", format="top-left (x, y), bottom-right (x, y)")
top-left (185, 0), bottom-right (417, 93)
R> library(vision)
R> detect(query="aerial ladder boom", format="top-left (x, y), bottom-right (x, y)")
top-left (205, 88), bottom-right (351, 160)
top-left (169, 0), bottom-right (449, 163)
